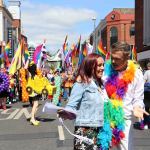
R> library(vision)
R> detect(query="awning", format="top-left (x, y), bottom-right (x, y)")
top-left (137, 50), bottom-right (150, 61)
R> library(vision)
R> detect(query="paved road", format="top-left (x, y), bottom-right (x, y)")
top-left (0, 101), bottom-right (150, 150)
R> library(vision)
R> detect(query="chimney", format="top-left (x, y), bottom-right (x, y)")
top-left (0, 0), bottom-right (3, 7)
top-left (8, 0), bottom-right (21, 19)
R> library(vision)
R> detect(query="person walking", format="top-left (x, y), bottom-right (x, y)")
top-left (27, 62), bottom-right (41, 126)
top-left (58, 53), bottom-right (109, 150)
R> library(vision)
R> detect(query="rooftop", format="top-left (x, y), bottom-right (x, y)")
top-left (113, 8), bottom-right (134, 14)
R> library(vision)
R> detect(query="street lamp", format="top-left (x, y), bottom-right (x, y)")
top-left (92, 17), bottom-right (96, 52)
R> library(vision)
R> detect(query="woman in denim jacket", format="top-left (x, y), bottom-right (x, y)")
top-left (58, 53), bottom-right (108, 150)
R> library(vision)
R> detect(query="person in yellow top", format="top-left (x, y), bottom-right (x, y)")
top-left (27, 62), bottom-right (41, 126)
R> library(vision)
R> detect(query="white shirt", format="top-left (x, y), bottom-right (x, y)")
top-left (104, 68), bottom-right (144, 119)
top-left (121, 69), bottom-right (144, 119)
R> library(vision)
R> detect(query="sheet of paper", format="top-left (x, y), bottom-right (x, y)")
top-left (43, 102), bottom-right (63, 114)
top-left (43, 102), bottom-right (76, 120)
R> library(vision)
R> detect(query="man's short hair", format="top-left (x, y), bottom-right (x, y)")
top-left (111, 42), bottom-right (131, 53)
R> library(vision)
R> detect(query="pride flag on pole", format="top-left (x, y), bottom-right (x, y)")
top-left (5, 41), bottom-right (11, 56)
top-left (9, 43), bottom-right (22, 75)
top-left (24, 46), bottom-right (30, 62)
top-left (4, 42), bottom-right (11, 67)
top-left (97, 39), bottom-right (107, 58)
top-left (33, 44), bottom-right (43, 64)
top-left (63, 35), bottom-right (68, 55)
top-left (83, 43), bottom-right (88, 57)
top-left (131, 45), bottom-right (137, 61)
top-left (75, 35), bottom-right (81, 57)
top-left (0, 41), bottom-right (11, 68)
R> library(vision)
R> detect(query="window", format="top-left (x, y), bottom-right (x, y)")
top-left (110, 27), bottom-right (118, 46)
top-left (130, 26), bottom-right (135, 36)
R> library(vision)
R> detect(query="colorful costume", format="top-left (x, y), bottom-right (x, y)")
top-left (52, 75), bottom-right (62, 105)
top-left (26, 75), bottom-right (56, 97)
top-left (0, 72), bottom-right (10, 97)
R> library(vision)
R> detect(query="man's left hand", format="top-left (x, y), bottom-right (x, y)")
top-left (133, 106), bottom-right (149, 120)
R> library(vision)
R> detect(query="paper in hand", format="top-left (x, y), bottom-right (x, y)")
top-left (43, 102), bottom-right (76, 119)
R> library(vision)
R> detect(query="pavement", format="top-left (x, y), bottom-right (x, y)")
top-left (0, 100), bottom-right (150, 150)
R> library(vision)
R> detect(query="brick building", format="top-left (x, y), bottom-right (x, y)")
top-left (90, 8), bottom-right (135, 52)
top-left (105, 8), bottom-right (135, 51)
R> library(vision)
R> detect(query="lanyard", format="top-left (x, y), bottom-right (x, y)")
top-left (58, 118), bottom-right (94, 145)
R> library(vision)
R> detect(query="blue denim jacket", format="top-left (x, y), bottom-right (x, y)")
top-left (65, 80), bottom-right (104, 127)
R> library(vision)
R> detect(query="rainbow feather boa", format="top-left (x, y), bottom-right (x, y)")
top-left (97, 60), bottom-right (138, 149)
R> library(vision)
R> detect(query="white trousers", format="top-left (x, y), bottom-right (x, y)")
top-left (112, 119), bottom-right (134, 150)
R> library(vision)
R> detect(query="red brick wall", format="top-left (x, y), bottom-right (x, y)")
top-left (105, 11), bottom-right (135, 51)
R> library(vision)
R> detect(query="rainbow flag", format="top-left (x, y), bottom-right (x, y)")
top-left (131, 45), bottom-right (137, 61)
top-left (83, 43), bottom-right (88, 57)
top-left (9, 43), bottom-right (22, 75)
top-left (75, 35), bottom-right (81, 57)
top-left (63, 35), bottom-right (68, 55)
top-left (5, 41), bottom-right (11, 55)
top-left (1, 42), bottom-right (11, 68)
top-left (33, 44), bottom-right (43, 64)
top-left (24, 47), bottom-right (30, 62)
top-left (71, 44), bottom-right (77, 66)
top-left (97, 39), bottom-right (107, 57)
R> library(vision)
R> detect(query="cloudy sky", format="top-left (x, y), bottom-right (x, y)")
top-left (19, 0), bottom-right (134, 54)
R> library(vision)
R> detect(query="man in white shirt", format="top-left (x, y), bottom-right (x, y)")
top-left (105, 42), bottom-right (149, 150)
top-left (143, 62), bottom-right (150, 128)
top-left (144, 62), bottom-right (150, 83)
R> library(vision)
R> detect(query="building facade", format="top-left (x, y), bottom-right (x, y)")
top-left (90, 8), bottom-right (135, 52)
top-left (0, 0), bottom-right (22, 58)
top-left (90, 19), bottom-right (107, 51)
top-left (0, 0), bottom-right (13, 45)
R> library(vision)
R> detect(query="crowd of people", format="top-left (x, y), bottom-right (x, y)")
top-left (0, 41), bottom-right (150, 150)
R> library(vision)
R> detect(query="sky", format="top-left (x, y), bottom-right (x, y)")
top-left (13, 0), bottom-right (134, 54)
